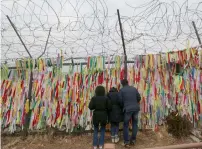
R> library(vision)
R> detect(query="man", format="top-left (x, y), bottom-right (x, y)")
top-left (118, 79), bottom-right (141, 147)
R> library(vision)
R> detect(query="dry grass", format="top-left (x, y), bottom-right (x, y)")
top-left (2, 127), bottom-right (193, 149)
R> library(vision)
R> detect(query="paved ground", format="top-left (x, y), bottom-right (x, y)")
top-left (2, 127), bottom-right (194, 149)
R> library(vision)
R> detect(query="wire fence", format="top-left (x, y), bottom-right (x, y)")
top-left (1, 0), bottom-right (202, 66)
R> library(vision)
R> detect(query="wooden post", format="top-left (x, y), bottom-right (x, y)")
top-left (117, 9), bottom-right (127, 79)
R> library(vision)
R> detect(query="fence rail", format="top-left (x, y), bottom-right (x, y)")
top-left (6, 60), bottom-right (135, 69)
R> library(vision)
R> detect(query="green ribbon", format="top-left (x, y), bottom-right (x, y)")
top-left (60, 56), bottom-right (62, 69)
top-left (25, 60), bottom-right (27, 69)
top-left (1, 64), bottom-right (9, 80)
top-left (30, 59), bottom-right (33, 70)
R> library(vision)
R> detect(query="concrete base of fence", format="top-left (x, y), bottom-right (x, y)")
top-left (144, 142), bottom-right (202, 149)
top-left (104, 143), bottom-right (115, 149)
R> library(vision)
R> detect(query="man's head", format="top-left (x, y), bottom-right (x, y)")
top-left (121, 79), bottom-right (128, 87)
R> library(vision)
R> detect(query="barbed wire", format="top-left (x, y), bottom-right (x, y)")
top-left (1, 0), bottom-right (202, 65)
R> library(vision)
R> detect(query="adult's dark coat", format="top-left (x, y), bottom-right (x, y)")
top-left (119, 85), bottom-right (141, 113)
top-left (107, 92), bottom-right (123, 123)
top-left (88, 96), bottom-right (111, 126)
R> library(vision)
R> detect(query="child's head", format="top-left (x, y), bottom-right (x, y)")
top-left (95, 85), bottom-right (105, 96)
top-left (109, 87), bottom-right (118, 92)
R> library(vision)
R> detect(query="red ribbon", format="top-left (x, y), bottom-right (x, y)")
top-left (5, 80), bottom-right (8, 88)
top-left (138, 71), bottom-right (140, 82)
top-left (120, 69), bottom-right (124, 80)
top-left (21, 109), bottom-right (25, 125)
top-left (21, 80), bottom-right (24, 89)
top-left (55, 101), bottom-right (60, 123)
top-left (36, 86), bottom-right (40, 97)
top-left (180, 79), bottom-right (184, 90)
top-left (176, 93), bottom-right (178, 105)
top-left (194, 80), bottom-right (196, 92)
top-left (85, 75), bottom-right (88, 86)
top-left (98, 72), bottom-right (103, 84)
top-left (167, 93), bottom-right (170, 100)
top-left (73, 73), bottom-right (76, 86)
top-left (87, 57), bottom-right (90, 69)
top-left (2, 89), bottom-right (8, 103)
top-left (12, 87), bottom-right (16, 98)
top-left (6, 110), bottom-right (11, 124)
top-left (197, 101), bottom-right (200, 114)
top-left (1, 80), bottom-right (5, 89)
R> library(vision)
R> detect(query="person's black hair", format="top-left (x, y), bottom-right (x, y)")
top-left (109, 87), bottom-right (118, 92)
top-left (121, 79), bottom-right (128, 86)
top-left (95, 85), bottom-right (105, 96)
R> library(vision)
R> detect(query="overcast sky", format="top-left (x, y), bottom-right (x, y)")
top-left (1, 0), bottom-right (202, 65)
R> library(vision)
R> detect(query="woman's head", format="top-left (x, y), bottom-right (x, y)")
top-left (109, 87), bottom-right (118, 92)
top-left (95, 85), bottom-right (105, 96)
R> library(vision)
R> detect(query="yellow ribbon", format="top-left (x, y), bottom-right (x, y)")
top-left (199, 50), bottom-right (202, 67)
top-left (150, 55), bottom-right (154, 69)
top-left (25, 99), bottom-right (30, 114)
top-left (145, 55), bottom-right (149, 68)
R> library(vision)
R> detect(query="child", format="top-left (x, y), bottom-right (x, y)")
top-left (89, 86), bottom-right (111, 149)
top-left (107, 87), bottom-right (123, 143)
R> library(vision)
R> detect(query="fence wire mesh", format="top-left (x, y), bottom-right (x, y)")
top-left (1, 0), bottom-right (202, 65)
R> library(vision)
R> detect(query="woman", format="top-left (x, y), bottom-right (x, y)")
top-left (89, 86), bottom-right (111, 149)
top-left (107, 87), bottom-right (123, 143)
